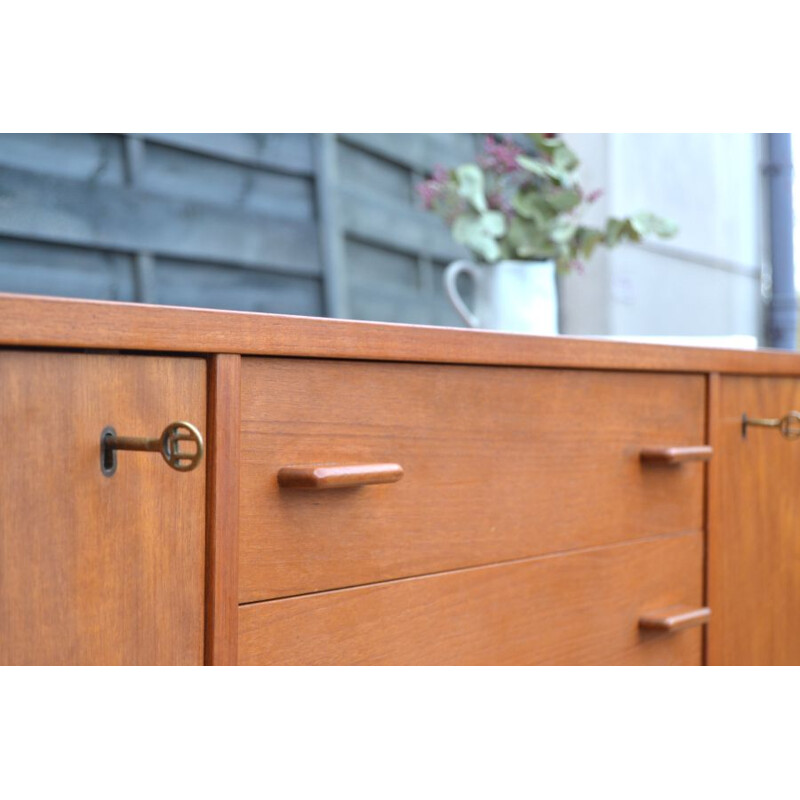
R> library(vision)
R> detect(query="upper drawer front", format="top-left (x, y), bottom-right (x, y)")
top-left (239, 531), bottom-right (705, 665)
top-left (240, 358), bottom-right (706, 602)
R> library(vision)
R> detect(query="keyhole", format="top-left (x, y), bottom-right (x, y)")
top-left (100, 426), bottom-right (117, 477)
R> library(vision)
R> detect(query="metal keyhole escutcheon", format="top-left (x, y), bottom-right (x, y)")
top-left (159, 422), bottom-right (204, 471)
top-left (741, 411), bottom-right (800, 440)
top-left (101, 421), bottom-right (204, 476)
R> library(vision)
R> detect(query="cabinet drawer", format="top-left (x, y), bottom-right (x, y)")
top-left (239, 531), bottom-right (705, 665)
top-left (240, 358), bottom-right (706, 602)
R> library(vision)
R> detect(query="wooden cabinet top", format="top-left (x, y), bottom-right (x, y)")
top-left (2, 292), bottom-right (799, 376)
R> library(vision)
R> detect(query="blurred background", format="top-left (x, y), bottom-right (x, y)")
top-left (0, 133), bottom-right (794, 347)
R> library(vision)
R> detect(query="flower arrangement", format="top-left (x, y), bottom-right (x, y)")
top-left (416, 133), bottom-right (677, 272)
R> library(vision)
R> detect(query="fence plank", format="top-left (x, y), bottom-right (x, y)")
top-left (0, 133), bottom-right (126, 184)
top-left (345, 238), bottom-right (419, 287)
top-left (350, 283), bottom-right (432, 325)
top-left (339, 186), bottom-right (464, 263)
top-left (0, 165), bottom-right (320, 275)
top-left (340, 133), bottom-right (479, 173)
top-left (141, 142), bottom-right (315, 220)
top-left (338, 141), bottom-right (412, 202)
top-left (139, 133), bottom-right (313, 175)
top-left (0, 237), bottom-right (135, 301)
top-left (156, 258), bottom-right (323, 315)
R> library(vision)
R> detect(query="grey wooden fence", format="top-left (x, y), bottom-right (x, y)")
top-left (0, 133), bottom-right (483, 325)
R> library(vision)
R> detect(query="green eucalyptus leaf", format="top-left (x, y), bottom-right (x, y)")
top-left (512, 189), bottom-right (557, 224)
top-left (455, 164), bottom-right (487, 213)
top-left (605, 218), bottom-right (624, 247)
top-left (452, 210), bottom-right (506, 262)
top-left (630, 212), bottom-right (679, 238)
top-left (549, 219), bottom-right (578, 245)
top-left (576, 226), bottom-right (605, 259)
top-left (516, 155), bottom-right (549, 178)
top-left (507, 217), bottom-right (558, 259)
top-left (547, 167), bottom-right (570, 186)
top-left (544, 188), bottom-right (582, 213)
top-left (556, 255), bottom-right (573, 273)
top-left (658, 218), bottom-right (679, 237)
top-left (527, 133), bottom-right (561, 151)
top-left (517, 155), bottom-right (569, 186)
top-left (553, 144), bottom-right (580, 172)
top-left (497, 238), bottom-right (514, 261)
top-left (621, 219), bottom-right (642, 243)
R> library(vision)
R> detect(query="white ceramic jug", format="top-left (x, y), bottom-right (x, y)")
top-left (444, 259), bottom-right (558, 334)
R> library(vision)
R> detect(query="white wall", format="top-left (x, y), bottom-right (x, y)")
top-left (559, 133), bottom-right (765, 341)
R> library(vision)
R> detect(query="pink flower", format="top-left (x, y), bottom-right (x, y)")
top-left (416, 180), bottom-right (439, 210)
top-left (478, 135), bottom-right (524, 175)
top-left (487, 191), bottom-right (513, 216)
top-left (415, 165), bottom-right (452, 209)
top-left (431, 165), bottom-right (449, 183)
top-left (585, 188), bottom-right (603, 203)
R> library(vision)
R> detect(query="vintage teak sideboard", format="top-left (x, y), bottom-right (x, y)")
top-left (1, 293), bottom-right (799, 666)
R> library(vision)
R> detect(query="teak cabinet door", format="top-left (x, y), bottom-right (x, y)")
top-left (709, 376), bottom-right (800, 665)
top-left (0, 351), bottom-right (206, 665)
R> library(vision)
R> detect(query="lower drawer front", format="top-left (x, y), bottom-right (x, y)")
top-left (239, 532), bottom-right (704, 666)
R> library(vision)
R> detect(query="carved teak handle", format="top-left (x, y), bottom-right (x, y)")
top-left (639, 605), bottom-right (711, 633)
top-left (277, 463), bottom-right (404, 490)
top-left (640, 446), bottom-right (713, 465)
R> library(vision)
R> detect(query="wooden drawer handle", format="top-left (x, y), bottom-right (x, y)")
top-left (277, 463), bottom-right (404, 490)
top-left (640, 446), bottom-right (713, 465)
top-left (639, 605), bottom-right (711, 632)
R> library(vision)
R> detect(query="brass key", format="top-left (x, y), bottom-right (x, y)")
top-left (101, 421), bottom-right (204, 475)
top-left (741, 411), bottom-right (800, 440)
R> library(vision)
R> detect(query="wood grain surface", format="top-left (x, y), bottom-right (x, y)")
top-left (239, 531), bottom-right (704, 666)
top-left (707, 375), bottom-right (800, 665)
top-left (3, 292), bottom-right (800, 375)
top-left (204, 354), bottom-right (240, 665)
top-left (0, 351), bottom-right (206, 665)
top-left (240, 358), bottom-right (706, 601)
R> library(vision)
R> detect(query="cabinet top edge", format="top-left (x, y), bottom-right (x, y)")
top-left (1, 292), bottom-right (797, 375)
